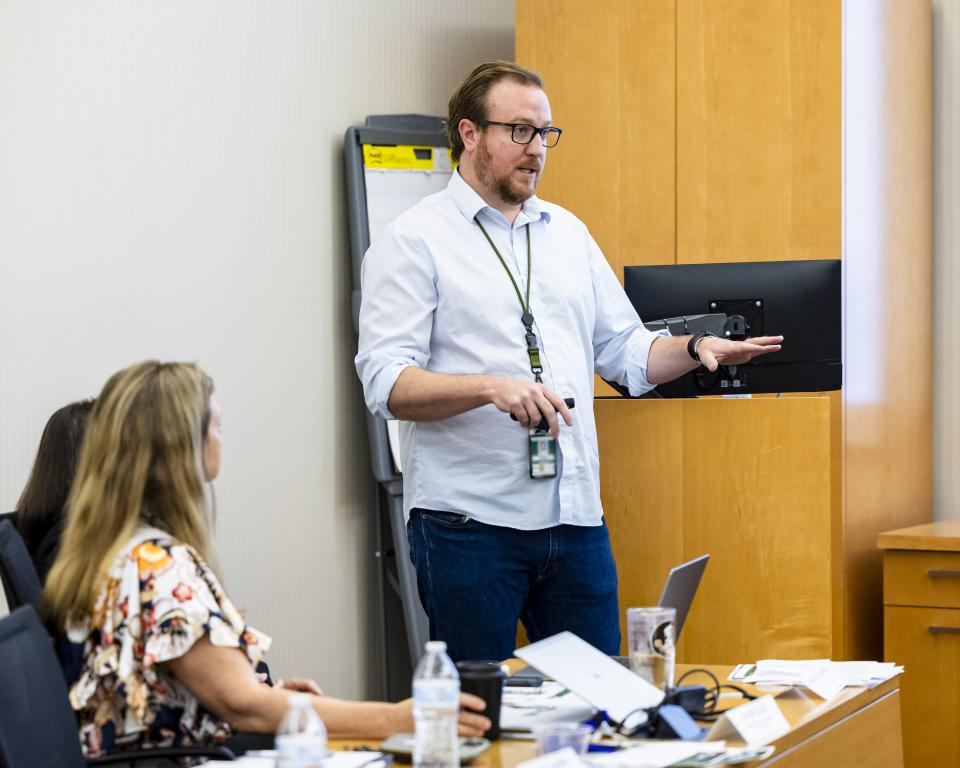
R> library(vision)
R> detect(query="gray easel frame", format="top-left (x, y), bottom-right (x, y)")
top-left (344, 115), bottom-right (448, 691)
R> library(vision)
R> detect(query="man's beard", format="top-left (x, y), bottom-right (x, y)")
top-left (476, 135), bottom-right (540, 206)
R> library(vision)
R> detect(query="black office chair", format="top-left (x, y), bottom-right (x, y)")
top-left (0, 605), bottom-right (235, 767)
top-left (0, 520), bottom-right (41, 611)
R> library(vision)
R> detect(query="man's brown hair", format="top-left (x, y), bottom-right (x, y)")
top-left (446, 60), bottom-right (543, 161)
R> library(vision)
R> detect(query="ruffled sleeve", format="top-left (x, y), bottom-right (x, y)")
top-left (68, 532), bottom-right (271, 745)
top-left (136, 539), bottom-right (271, 669)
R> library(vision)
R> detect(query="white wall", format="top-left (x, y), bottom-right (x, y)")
top-left (0, 1), bottom-right (513, 697)
top-left (933, 0), bottom-right (960, 519)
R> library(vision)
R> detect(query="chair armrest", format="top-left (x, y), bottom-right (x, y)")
top-left (87, 743), bottom-right (236, 764)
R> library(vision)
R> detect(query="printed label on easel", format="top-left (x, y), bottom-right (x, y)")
top-left (362, 144), bottom-right (455, 171)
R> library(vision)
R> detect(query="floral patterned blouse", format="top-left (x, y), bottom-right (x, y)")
top-left (64, 526), bottom-right (271, 756)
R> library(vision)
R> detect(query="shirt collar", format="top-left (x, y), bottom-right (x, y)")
top-left (447, 168), bottom-right (550, 227)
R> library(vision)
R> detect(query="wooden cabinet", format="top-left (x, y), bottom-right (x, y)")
top-left (880, 522), bottom-right (960, 767)
top-left (517, 0), bottom-right (932, 663)
top-left (598, 396), bottom-right (834, 663)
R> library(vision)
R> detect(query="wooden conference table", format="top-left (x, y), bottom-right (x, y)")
top-left (331, 664), bottom-right (904, 768)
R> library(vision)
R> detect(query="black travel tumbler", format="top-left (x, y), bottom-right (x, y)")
top-left (456, 660), bottom-right (506, 740)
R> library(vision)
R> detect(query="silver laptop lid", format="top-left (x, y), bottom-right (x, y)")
top-left (657, 554), bottom-right (709, 639)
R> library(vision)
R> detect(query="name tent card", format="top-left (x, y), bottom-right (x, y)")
top-left (707, 695), bottom-right (790, 747)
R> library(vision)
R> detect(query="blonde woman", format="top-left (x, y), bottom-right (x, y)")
top-left (44, 361), bottom-right (489, 757)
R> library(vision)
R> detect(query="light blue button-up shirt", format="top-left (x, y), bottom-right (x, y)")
top-left (356, 171), bottom-right (666, 530)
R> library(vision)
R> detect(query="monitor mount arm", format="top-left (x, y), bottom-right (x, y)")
top-left (603, 312), bottom-right (748, 397)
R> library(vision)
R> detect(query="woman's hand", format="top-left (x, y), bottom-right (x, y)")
top-left (390, 693), bottom-right (491, 737)
top-left (456, 692), bottom-right (491, 737)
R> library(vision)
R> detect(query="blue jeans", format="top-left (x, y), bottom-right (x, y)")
top-left (407, 509), bottom-right (621, 662)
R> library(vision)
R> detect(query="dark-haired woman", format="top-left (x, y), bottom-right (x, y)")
top-left (15, 399), bottom-right (95, 583)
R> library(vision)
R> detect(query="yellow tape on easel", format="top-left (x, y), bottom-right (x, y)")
top-left (362, 144), bottom-right (456, 171)
top-left (363, 145), bottom-right (434, 170)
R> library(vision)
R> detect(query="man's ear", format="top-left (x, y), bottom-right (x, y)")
top-left (460, 118), bottom-right (481, 154)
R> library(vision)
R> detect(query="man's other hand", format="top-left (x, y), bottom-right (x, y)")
top-left (488, 378), bottom-right (574, 438)
top-left (696, 335), bottom-right (784, 372)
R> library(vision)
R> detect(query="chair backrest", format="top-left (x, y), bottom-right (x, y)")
top-left (0, 605), bottom-right (85, 768)
top-left (0, 521), bottom-right (42, 611)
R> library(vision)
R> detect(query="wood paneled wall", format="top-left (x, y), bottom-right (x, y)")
top-left (841, 0), bottom-right (933, 659)
top-left (932, 0), bottom-right (960, 521)
top-left (518, 0), bottom-right (932, 662)
top-left (676, 0), bottom-right (841, 263)
top-left (516, 0), bottom-right (676, 277)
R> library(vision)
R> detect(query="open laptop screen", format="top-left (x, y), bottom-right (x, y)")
top-left (658, 554), bottom-right (709, 640)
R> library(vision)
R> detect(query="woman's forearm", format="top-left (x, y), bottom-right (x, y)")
top-left (226, 689), bottom-right (405, 738)
top-left (311, 698), bottom-right (409, 739)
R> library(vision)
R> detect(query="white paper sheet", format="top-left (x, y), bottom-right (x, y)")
top-left (518, 747), bottom-right (587, 768)
top-left (585, 741), bottom-right (724, 768)
top-left (729, 659), bottom-right (903, 690)
top-left (501, 681), bottom-right (597, 733)
top-left (231, 751), bottom-right (388, 768)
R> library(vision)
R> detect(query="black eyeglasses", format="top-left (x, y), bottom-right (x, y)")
top-left (476, 120), bottom-right (563, 148)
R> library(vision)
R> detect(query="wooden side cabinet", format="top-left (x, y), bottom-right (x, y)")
top-left (879, 521), bottom-right (960, 768)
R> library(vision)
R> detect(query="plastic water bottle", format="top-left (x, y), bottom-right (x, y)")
top-left (275, 693), bottom-right (327, 768)
top-left (413, 640), bottom-right (460, 768)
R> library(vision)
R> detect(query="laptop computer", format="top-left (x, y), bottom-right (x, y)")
top-left (511, 555), bottom-right (711, 725)
top-left (604, 554), bottom-right (709, 668)
top-left (658, 553), bottom-right (710, 640)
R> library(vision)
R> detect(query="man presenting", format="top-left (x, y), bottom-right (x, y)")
top-left (356, 61), bottom-right (781, 661)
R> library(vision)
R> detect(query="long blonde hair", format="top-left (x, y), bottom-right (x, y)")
top-left (44, 361), bottom-right (215, 629)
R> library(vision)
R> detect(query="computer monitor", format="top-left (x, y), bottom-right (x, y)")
top-left (623, 259), bottom-right (841, 397)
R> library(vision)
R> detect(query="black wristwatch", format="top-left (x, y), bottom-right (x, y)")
top-left (687, 332), bottom-right (717, 365)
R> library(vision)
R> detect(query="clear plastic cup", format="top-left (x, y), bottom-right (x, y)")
top-left (533, 722), bottom-right (593, 755)
top-left (627, 606), bottom-right (676, 690)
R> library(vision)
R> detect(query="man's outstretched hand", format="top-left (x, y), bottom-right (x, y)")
top-left (696, 335), bottom-right (783, 372)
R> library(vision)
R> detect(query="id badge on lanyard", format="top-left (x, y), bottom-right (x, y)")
top-left (529, 430), bottom-right (558, 479)
top-left (475, 216), bottom-right (557, 480)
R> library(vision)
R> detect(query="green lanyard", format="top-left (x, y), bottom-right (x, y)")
top-left (474, 216), bottom-right (543, 382)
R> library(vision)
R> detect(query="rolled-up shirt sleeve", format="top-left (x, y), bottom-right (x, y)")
top-left (355, 223), bottom-right (437, 419)
top-left (588, 234), bottom-right (668, 396)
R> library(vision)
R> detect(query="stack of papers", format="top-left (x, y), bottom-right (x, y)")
top-left (501, 680), bottom-right (597, 734)
top-left (518, 742), bottom-right (776, 768)
top-left (584, 740), bottom-right (726, 767)
top-left (668, 746), bottom-right (776, 767)
top-left (231, 751), bottom-right (389, 768)
top-left (729, 659), bottom-right (903, 700)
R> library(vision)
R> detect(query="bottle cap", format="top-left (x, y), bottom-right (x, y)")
top-left (425, 640), bottom-right (447, 653)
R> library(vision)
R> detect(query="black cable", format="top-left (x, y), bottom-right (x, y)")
top-left (612, 670), bottom-right (760, 737)
top-left (719, 683), bottom-right (756, 700)
top-left (672, 668), bottom-right (720, 721)
top-left (673, 668), bottom-right (757, 722)
top-left (612, 706), bottom-right (657, 737)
